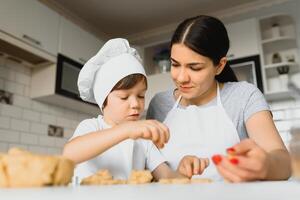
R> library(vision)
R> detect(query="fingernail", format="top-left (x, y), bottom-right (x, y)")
top-left (212, 155), bottom-right (222, 165)
top-left (230, 158), bottom-right (239, 165)
top-left (226, 147), bottom-right (235, 154)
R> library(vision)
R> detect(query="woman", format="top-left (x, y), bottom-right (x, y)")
top-left (146, 15), bottom-right (291, 182)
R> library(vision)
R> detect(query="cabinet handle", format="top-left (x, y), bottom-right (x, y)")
top-left (79, 58), bottom-right (87, 63)
top-left (22, 34), bottom-right (42, 46)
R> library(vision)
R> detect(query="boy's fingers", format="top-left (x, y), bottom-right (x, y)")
top-left (193, 157), bottom-right (200, 174)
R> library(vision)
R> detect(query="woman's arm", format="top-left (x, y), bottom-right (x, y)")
top-left (245, 110), bottom-right (291, 180)
top-left (213, 111), bottom-right (291, 182)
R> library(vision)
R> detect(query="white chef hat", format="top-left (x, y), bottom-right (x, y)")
top-left (77, 38), bottom-right (146, 110)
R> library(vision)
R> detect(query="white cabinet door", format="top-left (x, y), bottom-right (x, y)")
top-left (226, 18), bottom-right (260, 60)
top-left (59, 17), bottom-right (103, 64)
top-left (0, 0), bottom-right (60, 55)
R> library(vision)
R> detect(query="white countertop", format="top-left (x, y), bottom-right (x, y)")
top-left (1, 181), bottom-right (299, 200)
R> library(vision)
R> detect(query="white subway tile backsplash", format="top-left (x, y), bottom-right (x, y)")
top-left (0, 79), bottom-right (4, 90)
top-left (48, 105), bottom-right (65, 117)
top-left (71, 120), bottom-right (80, 129)
top-left (47, 147), bottom-right (61, 155)
top-left (63, 110), bottom-right (79, 121)
top-left (0, 142), bottom-right (8, 152)
top-left (0, 116), bottom-right (10, 129)
top-left (9, 143), bottom-right (28, 150)
top-left (39, 136), bottom-right (56, 147)
top-left (5, 59), bottom-right (30, 75)
top-left (22, 109), bottom-right (40, 122)
top-left (55, 138), bottom-right (68, 148)
top-left (0, 67), bottom-right (15, 81)
top-left (41, 113), bottom-right (56, 125)
top-left (30, 122), bottom-right (48, 135)
top-left (11, 119), bottom-right (30, 132)
top-left (0, 104), bottom-right (22, 118)
top-left (24, 86), bottom-right (31, 97)
top-left (20, 133), bottom-right (38, 145)
top-left (4, 80), bottom-right (24, 95)
top-left (28, 145), bottom-right (48, 154)
top-left (32, 101), bottom-right (49, 113)
top-left (0, 129), bottom-right (19, 142)
top-left (0, 58), bottom-right (95, 153)
top-left (15, 72), bottom-right (30, 86)
top-left (56, 117), bottom-right (72, 128)
top-left (13, 95), bottom-right (32, 109)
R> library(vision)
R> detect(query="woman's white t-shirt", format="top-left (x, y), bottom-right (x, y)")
top-left (70, 115), bottom-right (166, 182)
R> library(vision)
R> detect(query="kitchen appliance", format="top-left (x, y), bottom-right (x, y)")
top-left (31, 54), bottom-right (99, 116)
top-left (228, 55), bottom-right (263, 92)
top-left (56, 54), bottom-right (83, 101)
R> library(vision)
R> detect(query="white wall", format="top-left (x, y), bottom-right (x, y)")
top-left (0, 55), bottom-right (92, 154)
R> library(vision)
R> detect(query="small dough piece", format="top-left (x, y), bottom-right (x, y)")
top-left (128, 170), bottom-right (153, 184)
top-left (191, 178), bottom-right (213, 183)
top-left (81, 169), bottom-right (126, 185)
top-left (159, 178), bottom-right (190, 184)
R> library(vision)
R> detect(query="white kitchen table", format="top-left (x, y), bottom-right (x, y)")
top-left (0, 181), bottom-right (299, 200)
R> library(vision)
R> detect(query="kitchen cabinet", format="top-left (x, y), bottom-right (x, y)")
top-left (258, 14), bottom-right (300, 101)
top-left (59, 17), bottom-right (104, 64)
top-left (225, 18), bottom-right (260, 60)
top-left (0, 0), bottom-right (60, 56)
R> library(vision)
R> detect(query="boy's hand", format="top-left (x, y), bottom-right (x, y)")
top-left (177, 155), bottom-right (209, 178)
top-left (120, 120), bottom-right (170, 148)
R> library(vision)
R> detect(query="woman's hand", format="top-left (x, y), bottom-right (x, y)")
top-left (177, 155), bottom-right (209, 178)
top-left (212, 139), bottom-right (271, 182)
top-left (119, 120), bottom-right (170, 148)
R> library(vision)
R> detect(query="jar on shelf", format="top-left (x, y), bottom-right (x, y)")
top-left (271, 23), bottom-right (281, 38)
top-left (290, 127), bottom-right (300, 180)
top-left (153, 48), bottom-right (171, 73)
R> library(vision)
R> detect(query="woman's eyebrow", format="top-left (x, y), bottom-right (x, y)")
top-left (170, 58), bottom-right (179, 63)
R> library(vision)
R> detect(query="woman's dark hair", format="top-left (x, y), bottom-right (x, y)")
top-left (102, 74), bottom-right (147, 107)
top-left (170, 15), bottom-right (238, 82)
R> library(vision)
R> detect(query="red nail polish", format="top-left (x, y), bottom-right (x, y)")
top-left (226, 147), bottom-right (235, 154)
top-left (230, 158), bottom-right (239, 165)
top-left (212, 155), bottom-right (222, 165)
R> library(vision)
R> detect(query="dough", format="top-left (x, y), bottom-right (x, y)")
top-left (0, 148), bottom-right (74, 187)
top-left (81, 169), bottom-right (126, 185)
top-left (159, 178), bottom-right (190, 184)
top-left (128, 170), bottom-right (153, 184)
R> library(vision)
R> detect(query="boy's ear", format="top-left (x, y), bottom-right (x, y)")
top-left (216, 57), bottom-right (227, 75)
